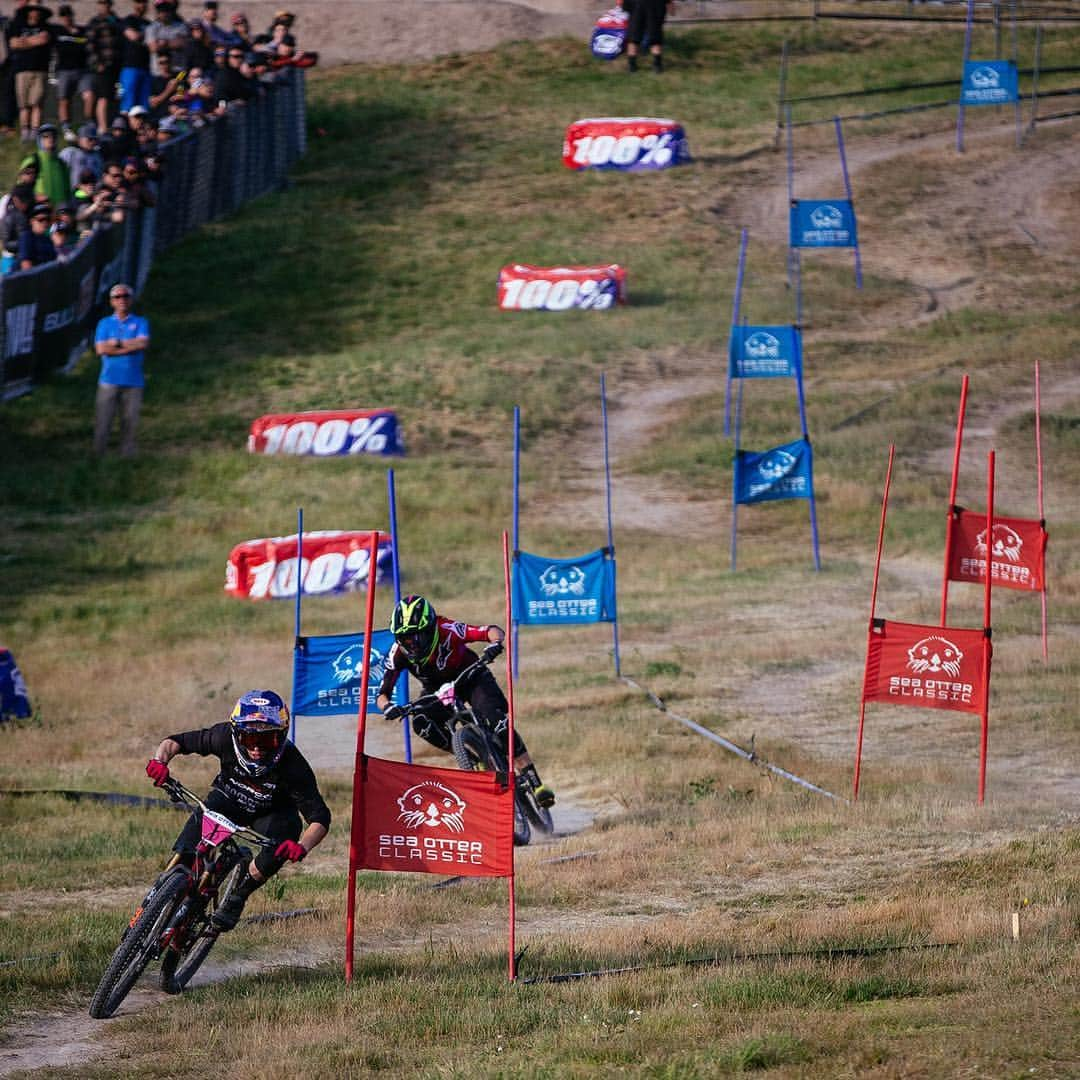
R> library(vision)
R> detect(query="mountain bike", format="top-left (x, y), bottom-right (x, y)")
top-left (396, 656), bottom-right (554, 847)
top-left (89, 779), bottom-right (275, 1019)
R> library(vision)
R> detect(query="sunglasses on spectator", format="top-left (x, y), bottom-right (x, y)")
top-left (229, 51), bottom-right (244, 58)
top-left (111, 290), bottom-right (132, 299)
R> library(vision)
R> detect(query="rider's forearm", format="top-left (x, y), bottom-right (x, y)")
top-left (298, 822), bottom-right (327, 854)
top-left (152, 737), bottom-right (181, 764)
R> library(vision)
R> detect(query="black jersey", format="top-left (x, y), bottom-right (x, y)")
top-left (169, 722), bottom-right (331, 828)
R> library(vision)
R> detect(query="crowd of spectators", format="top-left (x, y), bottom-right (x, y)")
top-left (0, 0), bottom-right (315, 274)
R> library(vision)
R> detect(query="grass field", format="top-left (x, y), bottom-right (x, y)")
top-left (0, 17), bottom-right (1078, 1079)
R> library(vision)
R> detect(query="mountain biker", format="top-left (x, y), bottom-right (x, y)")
top-left (144, 689), bottom-right (330, 931)
top-left (376, 594), bottom-right (555, 808)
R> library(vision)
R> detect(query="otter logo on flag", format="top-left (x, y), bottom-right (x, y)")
top-left (906, 636), bottom-right (963, 678)
top-left (946, 510), bottom-right (1046, 592)
top-left (396, 780), bottom-right (467, 833)
top-left (975, 524), bottom-right (1023, 563)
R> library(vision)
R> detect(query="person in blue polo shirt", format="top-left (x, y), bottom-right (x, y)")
top-left (94, 281), bottom-right (150, 456)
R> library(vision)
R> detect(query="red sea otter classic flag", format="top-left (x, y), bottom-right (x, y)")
top-left (353, 756), bottom-right (513, 877)
top-left (946, 510), bottom-right (1047, 592)
top-left (862, 619), bottom-right (989, 717)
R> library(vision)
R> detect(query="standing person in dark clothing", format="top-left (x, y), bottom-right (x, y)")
top-left (212, 40), bottom-right (252, 106)
top-left (1, 183), bottom-right (34, 274)
top-left (145, 689), bottom-right (331, 931)
top-left (145, 0), bottom-right (187, 74)
top-left (9, 3), bottom-right (52, 141)
top-left (18, 202), bottom-right (56, 269)
top-left (86, 0), bottom-right (122, 130)
top-left (118, 0), bottom-right (150, 113)
top-left (182, 18), bottom-right (213, 71)
top-left (52, 4), bottom-right (91, 130)
top-left (626, 0), bottom-right (673, 73)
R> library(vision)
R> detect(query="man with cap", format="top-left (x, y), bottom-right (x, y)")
top-left (199, 0), bottom-right (230, 46)
top-left (86, 0), bottom-right (122, 130)
top-left (9, 3), bottom-right (53, 141)
top-left (20, 123), bottom-right (72, 207)
top-left (52, 3), bottom-right (92, 130)
top-left (60, 122), bottom-right (103, 188)
top-left (94, 282), bottom-right (150, 456)
top-left (0, 183), bottom-right (35, 274)
top-left (18, 201), bottom-right (56, 269)
top-left (118, 0), bottom-right (151, 113)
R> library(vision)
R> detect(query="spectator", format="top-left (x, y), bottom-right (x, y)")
top-left (119, 0), bottom-right (151, 113)
top-left (52, 3), bottom-right (92, 130)
top-left (20, 123), bottom-right (72, 208)
top-left (77, 162), bottom-right (122, 227)
top-left (0, 183), bottom-right (34, 274)
top-left (18, 201), bottom-right (57, 269)
top-left (199, 0), bottom-right (229, 46)
top-left (227, 11), bottom-right (252, 50)
top-left (121, 154), bottom-right (155, 207)
top-left (9, 3), bottom-right (53, 141)
top-left (94, 281), bottom-right (149, 457)
top-left (0, 6), bottom-right (18, 132)
top-left (72, 166), bottom-right (97, 213)
top-left (0, 161), bottom-right (40, 216)
top-left (86, 0), bottom-right (122, 131)
top-left (213, 41), bottom-right (253, 106)
top-left (147, 48), bottom-right (182, 115)
top-left (59, 121), bottom-right (103, 188)
top-left (101, 112), bottom-right (134, 160)
top-left (145, 0), bottom-right (187, 74)
top-left (50, 218), bottom-right (77, 258)
top-left (625, 0), bottom-right (672, 73)
top-left (182, 19), bottom-right (213, 70)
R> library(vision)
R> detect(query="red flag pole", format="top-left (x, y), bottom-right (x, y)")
top-left (346, 531), bottom-right (382, 983)
top-left (854, 443), bottom-right (894, 801)
top-left (978, 454), bottom-right (994, 806)
top-left (502, 530), bottom-right (517, 982)
top-left (1034, 362), bottom-right (1048, 662)
top-left (941, 375), bottom-right (969, 626)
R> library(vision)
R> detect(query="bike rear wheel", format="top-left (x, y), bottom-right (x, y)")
top-left (89, 870), bottom-right (189, 1019)
top-left (452, 725), bottom-right (531, 846)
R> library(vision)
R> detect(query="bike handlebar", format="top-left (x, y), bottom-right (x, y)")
top-left (160, 778), bottom-right (277, 848)
top-left (393, 653), bottom-right (494, 720)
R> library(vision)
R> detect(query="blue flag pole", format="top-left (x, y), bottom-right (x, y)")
top-left (785, 104), bottom-right (795, 290)
top-left (794, 364), bottom-right (822, 571)
top-left (601, 374), bottom-right (621, 676)
top-left (290, 506), bottom-right (304, 743)
top-left (725, 227), bottom-right (749, 436)
top-left (387, 468), bottom-right (411, 762)
top-left (512, 405), bottom-right (521, 680)
top-left (957, 0), bottom-right (975, 151)
top-left (834, 117), bottom-right (862, 289)
top-left (731, 380), bottom-right (744, 571)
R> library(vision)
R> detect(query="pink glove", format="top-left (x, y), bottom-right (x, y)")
top-left (146, 759), bottom-right (170, 787)
top-left (436, 682), bottom-right (456, 707)
top-left (275, 840), bottom-right (306, 862)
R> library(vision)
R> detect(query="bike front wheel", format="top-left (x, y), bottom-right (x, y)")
top-left (452, 725), bottom-right (531, 846)
top-left (517, 779), bottom-right (554, 836)
top-left (89, 869), bottom-right (189, 1019)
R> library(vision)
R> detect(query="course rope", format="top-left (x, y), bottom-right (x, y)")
top-left (620, 677), bottom-right (847, 803)
top-left (521, 940), bottom-right (960, 985)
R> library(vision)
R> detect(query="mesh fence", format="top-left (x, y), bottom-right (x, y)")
top-left (0, 68), bottom-right (307, 400)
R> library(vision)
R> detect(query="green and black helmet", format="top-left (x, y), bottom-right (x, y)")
top-left (390, 594), bottom-right (438, 664)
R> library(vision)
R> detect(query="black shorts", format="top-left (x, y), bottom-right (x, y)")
top-left (628, 0), bottom-right (667, 47)
top-left (172, 786), bottom-right (301, 878)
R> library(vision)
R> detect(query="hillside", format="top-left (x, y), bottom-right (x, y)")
top-left (1, 16), bottom-right (1078, 1079)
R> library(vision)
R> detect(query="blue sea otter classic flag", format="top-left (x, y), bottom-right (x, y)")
top-left (293, 629), bottom-right (406, 717)
top-left (513, 548), bottom-right (617, 625)
top-left (734, 439), bottom-right (814, 505)
top-left (728, 325), bottom-right (803, 379)
top-left (790, 200), bottom-right (857, 248)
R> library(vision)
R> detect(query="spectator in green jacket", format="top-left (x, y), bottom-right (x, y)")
top-left (19, 123), bottom-right (72, 208)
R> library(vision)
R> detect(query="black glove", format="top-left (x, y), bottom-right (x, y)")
top-left (481, 641), bottom-right (504, 664)
top-left (383, 704), bottom-right (404, 722)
